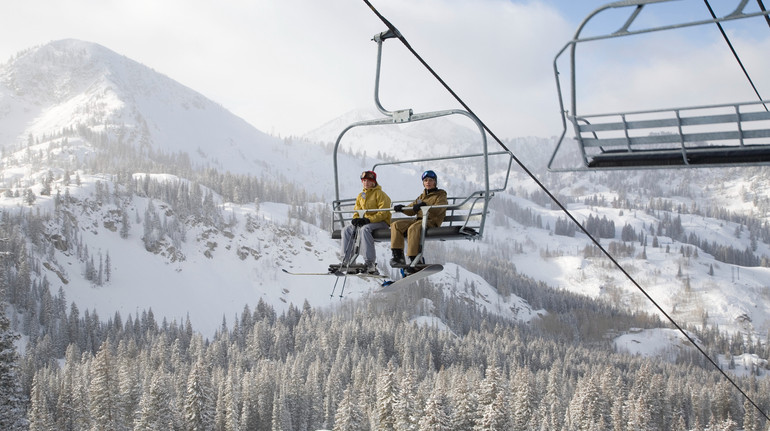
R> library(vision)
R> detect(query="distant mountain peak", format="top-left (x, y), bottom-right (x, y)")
top-left (4, 39), bottom-right (129, 103)
top-left (0, 39), bottom-right (302, 181)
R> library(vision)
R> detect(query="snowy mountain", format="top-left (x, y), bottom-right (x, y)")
top-left (0, 40), bottom-right (536, 340)
top-left (0, 39), bottom-right (343, 199)
top-left (1, 38), bottom-right (769, 374)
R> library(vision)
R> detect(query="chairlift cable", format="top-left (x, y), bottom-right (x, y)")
top-left (757, 0), bottom-right (770, 29)
top-left (703, 0), bottom-right (768, 111)
top-left (361, 0), bottom-right (770, 421)
top-left (361, 0), bottom-right (512, 156)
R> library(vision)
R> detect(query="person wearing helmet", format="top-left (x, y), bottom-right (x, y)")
top-left (340, 170), bottom-right (392, 274)
top-left (389, 170), bottom-right (447, 271)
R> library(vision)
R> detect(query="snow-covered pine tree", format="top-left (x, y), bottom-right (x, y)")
top-left (475, 364), bottom-right (509, 431)
top-left (376, 361), bottom-right (397, 431)
top-left (450, 373), bottom-right (478, 430)
top-left (0, 304), bottom-right (27, 430)
top-left (394, 369), bottom-right (419, 431)
top-left (27, 371), bottom-right (54, 431)
top-left (417, 382), bottom-right (450, 431)
top-left (89, 340), bottom-right (119, 431)
top-left (333, 386), bottom-right (368, 431)
top-left (510, 367), bottom-right (533, 431)
top-left (133, 369), bottom-right (175, 431)
top-left (184, 358), bottom-right (215, 431)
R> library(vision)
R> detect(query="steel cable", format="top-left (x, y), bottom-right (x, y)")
top-left (361, 0), bottom-right (770, 421)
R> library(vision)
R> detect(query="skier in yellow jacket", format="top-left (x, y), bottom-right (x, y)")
top-left (389, 170), bottom-right (447, 270)
top-left (341, 170), bottom-right (391, 274)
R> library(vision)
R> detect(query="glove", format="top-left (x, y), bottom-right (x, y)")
top-left (351, 217), bottom-right (370, 227)
top-left (393, 204), bottom-right (404, 213)
top-left (412, 202), bottom-right (426, 213)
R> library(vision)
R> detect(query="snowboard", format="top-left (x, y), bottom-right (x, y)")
top-left (377, 264), bottom-right (443, 293)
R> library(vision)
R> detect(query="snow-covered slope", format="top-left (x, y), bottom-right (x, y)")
top-left (1, 171), bottom-right (531, 337)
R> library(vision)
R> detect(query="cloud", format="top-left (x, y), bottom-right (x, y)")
top-left (1, 0), bottom-right (768, 140)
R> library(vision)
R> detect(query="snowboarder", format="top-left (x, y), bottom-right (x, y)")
top-left (340, 170), bottom-right (391, 274)
top-left (389, 170), bottom-right (447, 271)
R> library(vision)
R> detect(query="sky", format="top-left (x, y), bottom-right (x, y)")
top-left (1, 0), bottom-right (769, 139)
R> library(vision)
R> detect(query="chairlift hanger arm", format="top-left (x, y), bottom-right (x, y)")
top-left (334, 27), bottom-right (494, 204)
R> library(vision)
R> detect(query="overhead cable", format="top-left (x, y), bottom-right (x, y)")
top-left (361, 0), bottom-right (770, 421)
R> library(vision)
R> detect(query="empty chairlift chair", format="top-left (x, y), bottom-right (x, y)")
top-left (549, 0), bottom-right (770, 171)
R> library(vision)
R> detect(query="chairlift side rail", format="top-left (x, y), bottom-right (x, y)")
top-left (334, 116), bottom-right (422, 201)
top-left (333, 108), bottom-right (492, 202)
top-left (576, 100), bottom-right (770, 147)
top-left (330, 198), bottom-right (486, 237)
top-left (578, 99), bottom-right (770, 121)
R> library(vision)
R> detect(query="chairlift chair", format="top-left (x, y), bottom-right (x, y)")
top-left (549, 0), bottom-right (770, 171)
top-left (331, 29), bottom-right (513, 265)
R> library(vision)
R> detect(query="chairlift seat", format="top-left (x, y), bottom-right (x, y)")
top-left (331, 213), bottom-right (480, 242)
top-left (587, 144), bottom-right (770, 168)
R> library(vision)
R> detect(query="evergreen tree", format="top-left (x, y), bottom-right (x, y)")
top-left (0, 305), bottom-right (27, 430)
top-left (133, 370), bottom-right (174, 431)
top-left (418, 383), bottom-right (450, 431)
top-left (376, 362), bottom-right (397, 431)
top-left (475, 365), bottom-right (508, 431)
top-left (333, 386), bottom-right (368, 431)
top-left (450, 376), bottom-right (477, 431)
top-left (89, 340), bottom-right (119, 431)
top-left (566, 374), bottom-right (604, 431)
top-left (116, 342), bottom-right (141, 431)
top-left (538, 366), bottom-right (564, 431)
top-left (510, 367), bottom-right (533, 431)
top-left (28, 371), bottom-right (54, 431)
top-left (185, 359), bottom-right (215, 431)
top-left (56, 345), bottom-right (80, 431)
top-left (120, 209), bottom-right (130, 239)
top-left (394, 370), bottom-right (419, 431)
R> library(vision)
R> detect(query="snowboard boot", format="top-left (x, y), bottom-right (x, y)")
top-left (389, 248), bottom-right (406, 267)
top-left (405, 256), bottom-right (423, 274)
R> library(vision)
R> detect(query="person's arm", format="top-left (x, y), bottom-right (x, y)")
top-left (400, 198), bottom-right (419, 216)
top-left (352, 192), bottom-right (365, 219)
top-left (365, 191), bottom-right (391, 224)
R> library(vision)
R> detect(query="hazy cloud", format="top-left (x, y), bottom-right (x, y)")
top-left (1, 0), bottom-right (768, 139)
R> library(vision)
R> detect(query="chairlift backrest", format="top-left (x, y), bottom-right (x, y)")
top-left (549, 0), bottom-right (770, 171)
top-left (331, 30), bottom-right (513, 245)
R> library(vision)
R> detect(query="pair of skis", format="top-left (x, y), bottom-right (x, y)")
top-left (281, 263), bottom-right (443, 294)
